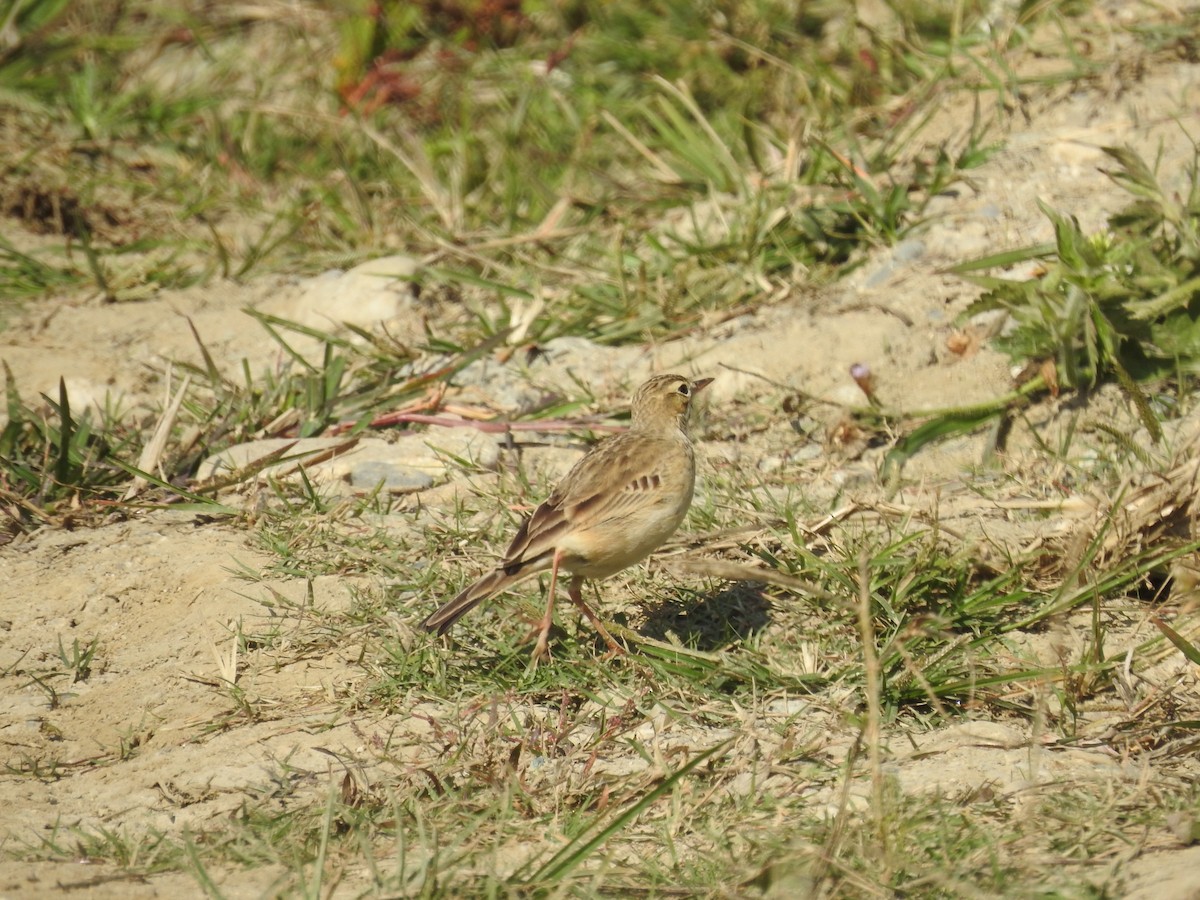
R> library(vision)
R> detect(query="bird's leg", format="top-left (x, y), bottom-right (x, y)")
top-left (530, 550), bottom-right (563, 661)
top-left (568, 576), bottom-right (626, 656)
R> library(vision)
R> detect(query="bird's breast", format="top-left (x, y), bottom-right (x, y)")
top-left (560, 458), bottom-right (695, 578)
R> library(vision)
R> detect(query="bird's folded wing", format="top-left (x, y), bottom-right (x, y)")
top-left (501, 434), bottom-right (668, 569)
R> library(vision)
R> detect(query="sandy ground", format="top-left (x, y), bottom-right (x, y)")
top-left (3, 13), bottom-right (1200, 898)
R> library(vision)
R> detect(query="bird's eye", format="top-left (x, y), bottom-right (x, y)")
top-left (677, 383), bottom-right (690, 396)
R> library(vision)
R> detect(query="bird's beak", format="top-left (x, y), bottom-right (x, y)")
top-left (692, 377), bottom-right (714, 393)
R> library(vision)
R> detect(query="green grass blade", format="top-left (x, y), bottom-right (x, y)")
top-left (520, 738), bottom-right (733, 886)
top-left (942, 243), bottom-right (1057, 274)
top-left (1154, 617), bottom-right (1200, 667)
top-left (107, 458), bottom-right (240, 514)
top-left (880, 408), bottom-right (1001, 483)
top-left (54, 377), bottom-right (73, 486)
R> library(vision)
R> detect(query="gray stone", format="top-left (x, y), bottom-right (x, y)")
top-left (893, 238), bottom-right (926, 262)
top-left (863, 239), bottom-right (927, 288)
top-left (348, 461), bottom-right (434, 494)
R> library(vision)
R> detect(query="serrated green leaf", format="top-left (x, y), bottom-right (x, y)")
top-left (1125, 274), bottom-right (1200, 321)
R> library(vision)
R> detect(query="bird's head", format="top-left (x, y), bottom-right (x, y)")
top-left (630, 373), bottom-right (713, 434)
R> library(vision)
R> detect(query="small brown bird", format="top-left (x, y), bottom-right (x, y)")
top-left (422, 373), bottom-right (712, 658)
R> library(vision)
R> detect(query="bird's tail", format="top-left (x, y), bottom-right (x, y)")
top-left (421, 569), bottom-right (515, 635)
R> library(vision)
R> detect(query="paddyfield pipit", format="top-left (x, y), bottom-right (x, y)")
top-left (422, 373), bottom-right (712, 658)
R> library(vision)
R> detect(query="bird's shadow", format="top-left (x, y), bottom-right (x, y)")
top-left (636, 581), bottom-right (772, 651)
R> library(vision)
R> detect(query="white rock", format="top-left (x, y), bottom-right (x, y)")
top-left (286, 255), bottom-right (420, 333)
top-left (197, 431), bottom-right (500, 492)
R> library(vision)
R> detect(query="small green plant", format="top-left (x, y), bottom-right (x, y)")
top-left (0, 369), bottom-right (139, 526)
top-left (957, 145), bottom-right (1200, 439)
top-left (56, 636), bottom-right (97, 683)
top-left (877, 142), bottom-right (1200, 477)
top-left (0, 237), bottom-right (89, 303)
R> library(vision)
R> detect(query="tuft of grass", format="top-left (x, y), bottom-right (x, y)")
top-left (0, 366), bottom-right (141, 529)
top-left (955, 144), bottom-right (1200, 438)
top-left (870, 142), bottom-right (1200, 479)
top-left (0, 308), bottom-right (507, 534)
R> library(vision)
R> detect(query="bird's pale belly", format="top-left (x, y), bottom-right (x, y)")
top-left (559, 497), bottom-right (690, 579)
